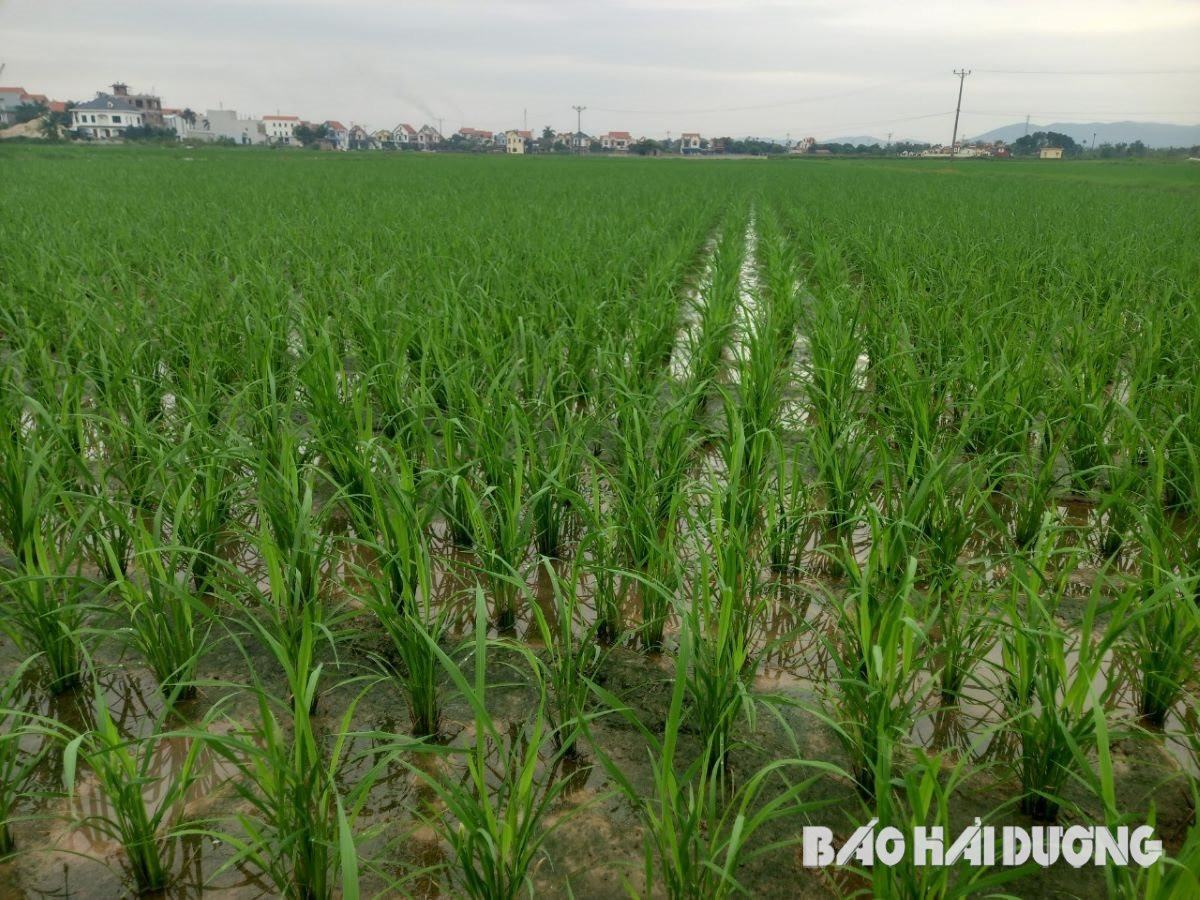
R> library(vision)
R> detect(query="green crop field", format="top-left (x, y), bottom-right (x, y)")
top-left (1, 146), bottom-right (1199, 898)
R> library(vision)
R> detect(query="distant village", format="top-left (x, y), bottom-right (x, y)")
top-left (0, 80), bottom-right (1128, 160)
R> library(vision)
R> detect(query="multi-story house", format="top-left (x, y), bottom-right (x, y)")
top-left (600, 131), bottom-right (632, 151)
top-left (416, 124), bottom-right (442, 149)
top-left (506, 129), bottom-right (532, 154)
top-left (263, 114), bottom-right (301, 144)
top-left (71, 94), bottom-right (145, 139)
top-left (109, 82), bottom-right (163, 127)
top-left (392, 123), bottom-right (418, 146)
top-left (323, 121), bottom-right (349, 150)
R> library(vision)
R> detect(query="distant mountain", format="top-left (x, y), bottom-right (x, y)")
top-left (970, 121), bottom-right (1200, 149)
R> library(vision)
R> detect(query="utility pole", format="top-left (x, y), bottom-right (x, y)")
top-left (1092, 131), bottom-right (1097, 151)
top-left (571, 104), bottom-right (586, 153)
top-left (950, 68), bottom-right (970, 156)
top-left (1024, 114), bottom-right (1030, 136)
top-left (438, 117), bottom-right (444, 137)
top-left (887, 131), bottom-right (893, 151)
top-left (523, 108), bottom-right (527, 131)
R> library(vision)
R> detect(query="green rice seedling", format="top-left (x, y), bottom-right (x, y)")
top-left (926, 570), bottom-right (996, 706)
top-left (529, 558), bottom-right (605, 758)
top-left (0, 656), bottom-right (61, 857)
top-left (953, 337), bottom-right (1034, 460)
top-left (298, 331), bottom-right (377, 523)
top-left (683, 548), bottom-right (759, 773)
top-left (0, 387), bottom-right (58, 569)
top-left (349, 440), bottom-right (433, 611)
top-left (808, 420), bottom-right (874, 554)
top-left (590, 618), bottom-right (840, 899)
top-left (408, 590), bottom-right (579, 899)
top-left (1000, 539), bottom-right (1128, 821)
top-left (992, 422), bottom-right (1063, 552)
top-left (370, 597), bottom-right (448, 739)
top-left (163, 431), bottom-right (242, 595)
top-left (609, 389), bottom-right (696, 649)
top-left (253, 430), bottom-right (337, 652)
top-left (1122, 520), bottom-right (1199, 729)
top-left (526, 417), bottom-right (584, 559)
top-left (1091, 465), bottom-right (1140, 562)
top-left (766, 440), bottom-right (814, 574)
top-left (109, 510), bottom-right (216, 704)
top-left (921, 459), bottom-right (989, 589)
top-left (1055, 326), bottom-right (1123, 495)
top-left (812, 553), bottom-right (930, 801)
top-left (205, 606), bottom-right (400, 900)
top-left (3, 526), bottom-right (89, 695)
top-left (686, 215), bottom-right (746, 410)
top-left (798, 278), bottom-right (864, 447)
top-left (860, 747), bottom-right (1028, 899)
top-left (63, 682), bottom-right (210, 894)
top-left (438, 413), bottom-right (482, 548)
top-left (578, 471), bottom-right (626, 643)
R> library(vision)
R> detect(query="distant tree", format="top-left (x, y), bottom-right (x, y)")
top-left (631, 138), bottom-right (660, 155)
top-left (541, 125), bottom-right (554, 144)
top-left (180, 108), bottom-right (198, 127)
top-left (37, 115), bottom-right (62, 141)
top-left (1011, 130), bottom-right (1081, 157)
top-left (293, 123), bottom-right (329, 148)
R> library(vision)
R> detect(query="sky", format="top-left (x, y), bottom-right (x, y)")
top-left (2, 0), bottom-right (1198, 142)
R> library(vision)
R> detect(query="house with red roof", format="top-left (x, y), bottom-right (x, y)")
top-left (457, 127), bottom-right (494, 144)
top-left (600, 131), bottom-right (632, 151)
top-left (392, 123), bottom-right (418, 147)
top-left (323, 120), bottom-right (349, 150)
top-left (0, 86), bottom-right (49, 125)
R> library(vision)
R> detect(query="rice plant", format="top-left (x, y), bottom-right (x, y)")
top-left (528, 558), bottom-right (605, 758)
top-left (1000, 539), bottom-right (1129, 821)
top-left (2, 523), bottom-right (89, 695)
top-left (63, 682), bottom-right (209, 894)
top-left (203, 607), bottom-right (402, 899)
top-left (813, 551), bottom-right (930, 800)
top-left (109, 509), bottom-right (216, 704)
top-left (591, 618), bottom-right (839, 899)
top-left (408, 591), bottom-right (579, 899)
top-left (0, 656), bottom-right (61, 857)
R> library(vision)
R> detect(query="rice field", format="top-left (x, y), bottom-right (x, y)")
top-left (1, 145), bottom-right (1199, 898)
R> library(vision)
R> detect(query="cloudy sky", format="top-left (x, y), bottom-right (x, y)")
top-left (3, 0), bottom-right (1198, 141)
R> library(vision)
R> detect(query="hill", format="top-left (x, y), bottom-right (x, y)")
top-left (970, 121), bottom-right (1200, 149)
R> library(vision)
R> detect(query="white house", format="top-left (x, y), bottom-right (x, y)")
top-left (600, 131), bottom-right (632, 151)
top-left (172, 108), bottom-right (267, 144)
top-left (680, 132), bottom-right (702, 153)
top-left (263, 114), bottom-right (301, 144)
top-left (506, 129), bottom-right (531, 154)
top-left (71, 94), bottom-right (144, 139)
top-left (416, 124), bottom-right (442, 149)
top-left (392, 123), bottom-right (418, 146)
top-left (324, 120), bottom-right (349, 150)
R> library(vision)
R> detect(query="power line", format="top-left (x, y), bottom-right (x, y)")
top-left (587, 79), bottom-right (917, 116)
top-left (974, 67), bottom-right (1200, 76)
